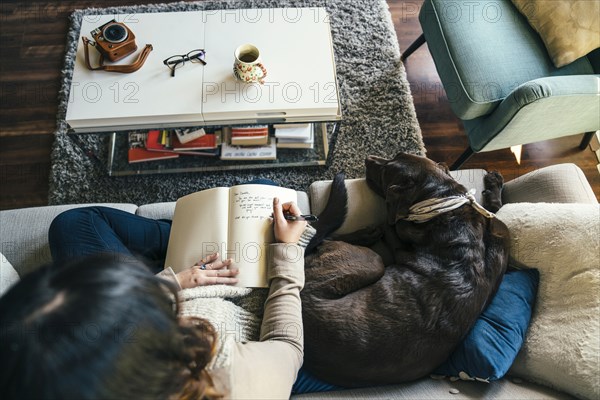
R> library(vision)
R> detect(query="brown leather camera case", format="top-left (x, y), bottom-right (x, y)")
top-left (93, 23), bottom-right (138, 62)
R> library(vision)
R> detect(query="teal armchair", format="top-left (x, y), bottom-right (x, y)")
top-left (402, 0), bottom-right (600, 169)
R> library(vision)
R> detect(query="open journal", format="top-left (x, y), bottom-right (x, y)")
top-left (164, 185), bottom-right (298, 287)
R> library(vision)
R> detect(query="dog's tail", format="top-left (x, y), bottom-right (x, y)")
top-left (305, 172), bottom-right (348, 254)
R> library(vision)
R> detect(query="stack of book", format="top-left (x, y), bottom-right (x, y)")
top-left (128, 130), bottom-right (220, 163)
top-left (220, 125), bottom-right (276, 160)
top-left (274, 123), bottom-right (314, 149)
top-left (128, 132), bottom-right (179, 164)
top-left (230, 125), bottom-right (269, 146)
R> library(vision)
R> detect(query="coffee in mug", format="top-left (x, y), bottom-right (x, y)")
top-left (233, 44), bottom-right (267, 84)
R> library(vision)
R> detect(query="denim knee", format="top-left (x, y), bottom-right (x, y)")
top-left (48, 207), bottom-right (101, 261)
top-left (49, 207), bottom-right (95, 242)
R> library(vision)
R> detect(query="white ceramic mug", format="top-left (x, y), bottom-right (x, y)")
top-left (233, 44), bottom-right (267, 84)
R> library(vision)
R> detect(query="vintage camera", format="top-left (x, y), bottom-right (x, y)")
top-left (90, 20), bottom-right (137, 62)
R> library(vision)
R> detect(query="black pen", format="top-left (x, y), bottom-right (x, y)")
top-left (284, 214), bottom-right (318, 222)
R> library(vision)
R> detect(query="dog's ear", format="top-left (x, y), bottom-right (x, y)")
top-left (365, 155), bottom-right (388, 166)
top-left (437, 162), bottom-right (451, 175)
top-left (386, 185), bottom-right (411, 225)
top-left (365, 156), bottom-right (387, 197)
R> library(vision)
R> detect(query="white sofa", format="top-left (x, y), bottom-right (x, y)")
top-left (1, 164), bottom-right (598, 399)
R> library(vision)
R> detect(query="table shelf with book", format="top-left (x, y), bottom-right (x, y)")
top-left (101, 121), bottom-right (337, 176)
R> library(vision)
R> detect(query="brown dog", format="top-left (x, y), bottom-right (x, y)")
top-left (302, 153), bottom-right (509, 387)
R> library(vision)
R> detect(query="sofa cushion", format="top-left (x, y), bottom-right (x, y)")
top-left (0, 251), bottom-right (20, 297)
top-left (435, 268), bottom-right (539, 382)
top-left (497, 203), bottom-right (599, 400)
top-left (511, 0), bottom-right (600, 68)
top-left (292, 373), bottom-right (571, 399)
top-left (0, 204), bottom-right (138, 277)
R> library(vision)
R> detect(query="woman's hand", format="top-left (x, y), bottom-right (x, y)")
top-left (272, 197), bottom-right (307, 243)
top-left (175, 252), bottom-right (239, 289)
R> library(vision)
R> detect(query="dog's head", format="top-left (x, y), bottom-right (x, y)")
top-left (366, 153), bottom-right (458, 225)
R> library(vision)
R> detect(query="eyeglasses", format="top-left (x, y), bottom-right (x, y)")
top-left (163, 49), bottom-right (206, 77)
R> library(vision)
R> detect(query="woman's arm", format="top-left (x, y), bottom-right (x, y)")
top-left (229, 244), bottom-right (305, 399)
top-left (228, 198), bottom-right (310, 399)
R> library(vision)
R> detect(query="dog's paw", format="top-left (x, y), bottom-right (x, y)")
top-left (482, 171), bottom-right (504, 213)
top-left (484, 170), bottom-right (504, 191)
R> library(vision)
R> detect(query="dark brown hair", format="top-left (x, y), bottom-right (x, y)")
top-left (0, 254), bottom-right (222, 399)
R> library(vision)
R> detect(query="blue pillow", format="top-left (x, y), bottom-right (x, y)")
top-left (435, 268), bottom-right (540, 382)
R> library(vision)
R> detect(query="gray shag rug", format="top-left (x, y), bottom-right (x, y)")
top-left (49, 0), bottom-right (424, 205)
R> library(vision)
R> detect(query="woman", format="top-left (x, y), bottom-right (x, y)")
top-left (0, 197), bottom-right (312, 399)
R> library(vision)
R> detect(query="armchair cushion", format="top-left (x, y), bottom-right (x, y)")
top-left (419, 0), bottom-right (595, 120)
top-left (511, 0), bottom-right (600, 68)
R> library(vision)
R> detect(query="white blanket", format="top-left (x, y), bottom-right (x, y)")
top-left (497, 203), bottom-right (600, 400)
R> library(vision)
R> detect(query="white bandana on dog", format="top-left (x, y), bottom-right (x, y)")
top-left (402, 189), bottom-right (496, 223)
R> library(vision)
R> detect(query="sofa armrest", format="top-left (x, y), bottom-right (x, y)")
top-left (0, 203), bottom-right (138, 277)
top-left (309, 172), bottom-right (487, 234)
top-left (502, 164), bottom-right (598, 204)
top-left (136, 202), bottom-right (177, 220)
top-left (1, 252), bottom-right (20, 297)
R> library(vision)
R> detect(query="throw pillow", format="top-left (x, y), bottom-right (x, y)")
top-left (511, 0), bottom-right (600, 68)
top-left (434, 268), bottom-right (540, 382)
top-left (1, 251), bottom-right (20, 297)
top-left (497, 203), bottom-right (599, 400)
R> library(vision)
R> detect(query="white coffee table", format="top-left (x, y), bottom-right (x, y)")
top-left (66, 8), bottom-right (341, 132)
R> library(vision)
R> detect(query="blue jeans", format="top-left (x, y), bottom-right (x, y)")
top-left (48, 206), bottom-right (171, 274)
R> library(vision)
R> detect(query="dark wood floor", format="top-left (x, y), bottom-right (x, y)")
top-left (1, 0), bottom-right (598, 210)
